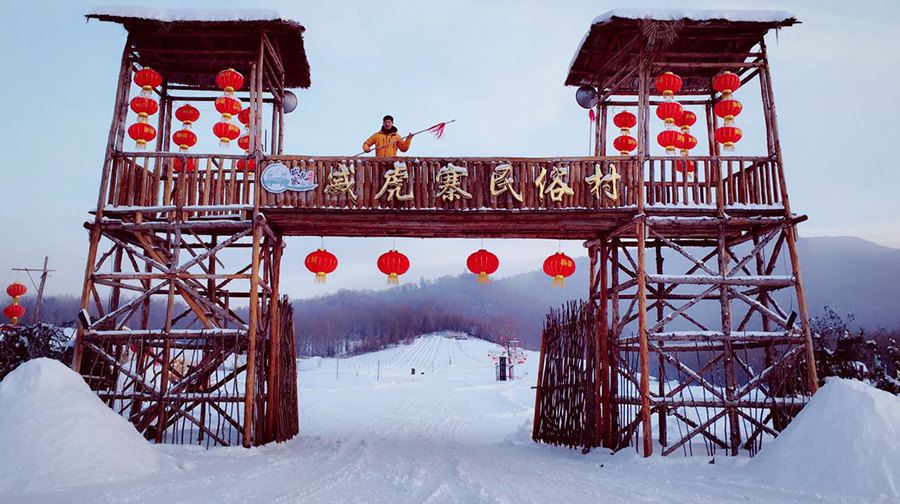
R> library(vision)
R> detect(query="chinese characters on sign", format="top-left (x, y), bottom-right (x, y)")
top-left (315, 161), bottom-right (621, 205)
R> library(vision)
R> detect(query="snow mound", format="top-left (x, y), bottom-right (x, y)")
top-left (592, 8), bottom-right (797, 25)
top-left (87, 6), bottom-right (283, 23)
top-left (748, 378), bottom-right (900, 498)
top-left (0, 358), bottom-right (169, 493)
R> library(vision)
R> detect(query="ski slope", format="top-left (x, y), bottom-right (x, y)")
top-left (3, 333), bottom-right (893, 503)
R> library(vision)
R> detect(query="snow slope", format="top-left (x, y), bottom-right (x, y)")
top-left (2, 335), bottom-right (892, 503)
top-left (0, 359), bottom-right (170, 494)
top-left (747, 378), bottom-right (900, 498)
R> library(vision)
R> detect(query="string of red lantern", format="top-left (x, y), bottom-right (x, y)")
top-left (172, 104), bottom-right (200, 173)
top-left (236, 108), bottom-right (254, 171)
top-left (466, 249), bottom-right (499, 284)
top-left (214, 69), bottom-right (244, 148)
top-left (5, 282), bottom-right (26, 325)
top-left (127, 68), bottom-right (162, 150)
top-left (655, 71), bottom-right (685, 155)
top-left (377, 250), bottom-right (410, 285)
top-left (713, 71), bottom-right (744, 151)
top-left (543, 252), bottom-right (575, 287)
top-left (673, 109), bottom-right (698, 172)
top-left (305, 249), bottom-right (338, 283)
top-left (613, 110), bottom-right (637, 155)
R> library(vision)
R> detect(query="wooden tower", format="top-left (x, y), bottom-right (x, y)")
top-left (534, 9), bottom-right (818, 457)
top-left (73, 9), bottom-right (306, 447)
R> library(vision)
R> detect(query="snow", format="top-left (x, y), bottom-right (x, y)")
top-left (86, 6), bottom-right (284, 23)
top-left (1, 336), bottom-right (893, 502)
top-left (747, 378), bottom-right (900, 498)
top-left (0, 359), bottom-right (170, 494)
top-left (592, 9), bottom-right (797, 25)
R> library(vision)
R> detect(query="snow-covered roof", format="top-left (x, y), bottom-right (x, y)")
top-left (591, 8), bottom-right (797, 26)
top-left (86, 6), bottom-right (284, 23)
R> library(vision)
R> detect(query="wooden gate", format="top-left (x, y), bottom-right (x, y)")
top-left (532, 301), bottom-right (601, 451)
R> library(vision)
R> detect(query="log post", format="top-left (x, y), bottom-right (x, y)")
top-left (635, 50), bottom-right (653, 457)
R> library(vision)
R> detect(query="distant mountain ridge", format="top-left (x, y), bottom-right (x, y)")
top-left (292, 236), bottom-right (900, 352)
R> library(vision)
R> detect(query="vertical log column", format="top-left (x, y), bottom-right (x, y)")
top-left (74, 38), bottom-right (133, 372)
top-left (634, 51), bottom-right (653, 457)
top-left (759, 40), bottom-right (819, 394)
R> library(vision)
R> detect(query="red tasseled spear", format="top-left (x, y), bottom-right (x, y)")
top-left (353, 119), bottom-right (456, 157)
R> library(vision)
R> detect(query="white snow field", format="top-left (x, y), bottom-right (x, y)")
top-left (1, 334), bottom-right (897, 503)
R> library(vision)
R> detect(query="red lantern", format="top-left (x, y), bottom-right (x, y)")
top-left (238, 108), bottom-right (252, 129)
top-left (675, 160), bottom-right (696, 174)
top-left (466, 249), bottom-right (499, 284)
top-left (613, 110), bottom-right (636, 133)
top-left (377, 250), bottom-right (410, 285)
top-left (713, 71), bottom-right (741, 98)
top-left (657, 130), bottom-right (683, 154)
top-left (305, 249), bottom-right (338, 284)
top-left (175, 104), bottom-right (200, 128)
top-left (172, 129), bottom-right (197, 152)
top-left (237, 159), bottom-right (255, 171)
top-left (543, 252), bottom-right (576, 287)
top-left (216, 68), bottom-right (244, 96)
top-left (715, 126), bottom-right (743, 151)
top-left (613, 134), bottom-right (637, 155)
top-left (173, 158), bottom-right (196, 173)
top-left (215, 96), bottom-right (242, 122)
top-left (677, 133), bottom-right (698, 156)
top-left (238, 135), bottom-right (251, 151)
top-left (6, 283), bottom-right (26, 298)
top-left (675, 110), bottom-right (697, 133)
top-left (128, 122), bottom-right (156, 150)
top-left (655, 71), bottom-right (682, 98)
top-left (714, 99), bottom-right (743, 126)
top-left (656, 101), bottom-right (683, 126)
top-left (213, 121), bottom-right (241, 147)
top-left (134, 68), bottom-right (162, 97)
top-left (4, 304), bottom-right (24, 324)
top-left (129, 97), bottom-right (158, 122)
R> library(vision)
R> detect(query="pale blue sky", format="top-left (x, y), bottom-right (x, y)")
top-left (1, 0), bottom-right (898, 298)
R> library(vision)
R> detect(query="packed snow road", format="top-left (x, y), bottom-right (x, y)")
top-left (3, 334), bottom-right (893, 503)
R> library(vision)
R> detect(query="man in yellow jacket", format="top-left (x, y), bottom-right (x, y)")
top-left (362, 115), bottom-right (413, 157)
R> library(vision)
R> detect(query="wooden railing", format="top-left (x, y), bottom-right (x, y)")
top-left (102, 153), bottom-right (784, 215)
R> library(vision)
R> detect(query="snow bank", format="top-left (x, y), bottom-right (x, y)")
top-left (748, 378), bottom-right (900, 498)
top-left (87, 6), bottom-right (283, 23)
top-left (0, 358), bottom-right (168, 493)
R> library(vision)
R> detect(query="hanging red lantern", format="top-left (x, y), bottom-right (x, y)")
top-left (466, 249), bottom-right (499, 284)
top-left (172, 129), bottom-right (197, 152)
top-left (714, 99), bottom-right (743, 126)
top-left (129, 96), bottom-right (158, 122)
top-left (677, 133), bottom-right (698, 156)
top-left (4, 304), bottom-right (24, 324)
top-left (377, 250), bottom-right (410, 285)
top-left (175, 104), bottom-right (200, 129)
top-left (216, 68), bottom-right (245, 96)
top-left (173, 158), bottom-right (196, 173)
top-left (213, 121), bottom-right (241, 147)
top-left (134, 68), bottom-right (162, 97)
top-left (215, 96), bottom-right (242, 122)
top-left (675, 160), bottom-right (696, 174)
top-left (238, 135), bottom-right (251, 151)
top-left (656, 101), bottom-right (683, 126)
top-left (6, 283), bottom-right (26, 299)
top-left (238, 108), bottom-right (252, 129)
top-left (128, 122), bottom-right (156, 150)
top-left (237, 159), bottom-right (255, 171)
top-left (655, 71), bottom-right (683, 98)
top-left (715, 126), bottom-right (743, 151)
top-left (543, 252), bottom-right (576, 287)
top-left (675, 110), bottom-right (697, 133)
top-left (713, 71), bottom-right (741, 98)
top-left (613, 110), bottom-right (637, 133)
top-left (657, 130), bottom-right (683, 154)
top-left (305, 249), bottom-right (338, 284)
top-left (613, 134), bottom-right (637, 155)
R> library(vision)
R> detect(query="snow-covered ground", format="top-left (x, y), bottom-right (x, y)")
top-left (1, 333), bottom-right (897, 503)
